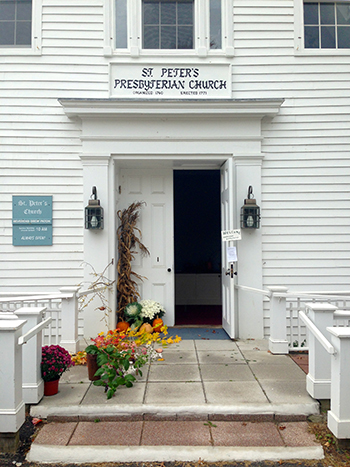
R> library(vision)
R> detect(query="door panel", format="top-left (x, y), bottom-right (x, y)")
top-left (221, 159), bottom-right (236, 338)
top-left (119, 168), bottom-right (174, 326)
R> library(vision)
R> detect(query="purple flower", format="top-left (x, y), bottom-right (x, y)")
top-left (41, 344), bottom-right (74, 382)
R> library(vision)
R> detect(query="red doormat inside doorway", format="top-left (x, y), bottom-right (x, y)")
top-left (175, 305), bottom-right (222, 326)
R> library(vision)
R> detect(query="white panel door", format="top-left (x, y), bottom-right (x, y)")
top-left (221, 159), bottom-right (236, 338)
top-left (119, 168), bottom-right (174, 326)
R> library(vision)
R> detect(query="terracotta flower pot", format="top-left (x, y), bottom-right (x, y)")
top-left (86, 353), bottom-right (100, 381)
top-left (44, 379), bottom-right (59, 396)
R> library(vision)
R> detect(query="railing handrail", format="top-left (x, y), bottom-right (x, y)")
top-left (0, 292), bottom-right (57, 296)
top-left (299, 310), bottom-right (335, 355)
top-left (235, 284), bottom-right (272, 297)
top-left (18, 317), bottom-right (53, 346)
top-left (0, 293), bottom-right (73, 304)
top-left (290, 290), bottom-right (350, 296)
top-left (272, 292), bottom-right (350, 302)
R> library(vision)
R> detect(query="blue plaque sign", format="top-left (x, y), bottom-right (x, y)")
top-left (13, 225), bottom-right (53, 246)
top-left (13, 196), bottom-right (52, 224)
top-left (12, 196), bottom-right (53, 246)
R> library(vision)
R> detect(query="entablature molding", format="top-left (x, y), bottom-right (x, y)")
top-left (59, 98), bottom-right (284, 120)
top-left (79, 154), bottom-right (111, 165)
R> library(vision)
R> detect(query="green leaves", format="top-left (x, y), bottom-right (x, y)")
top-left (85, 344), bottom-right (99, 355)
top-left (91, 345), bottom-right (143, 399)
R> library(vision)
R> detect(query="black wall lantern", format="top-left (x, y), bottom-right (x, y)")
top-left (85, 186), bottom-right (104, 230)
top-left (240, 186), bottom-right (260, 229)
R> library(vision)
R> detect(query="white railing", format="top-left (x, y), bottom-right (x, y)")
top-left (266, 288), bottom-right (350, 352)
top-left (0, 309), bottom-right (52, 433)
top-left (0, 294), bottom-right (63, 345)
top-left (298, 303), bottom-right (350, 439)
top-left (299, 310), bottom-right (335, 355)
top-left (0, 285), bottom-right (112, 353)
top-left (0, 287), bottom-right (82, 353)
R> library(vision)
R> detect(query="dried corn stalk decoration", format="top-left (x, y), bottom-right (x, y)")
top-left (117, 202), bottom-right (150, 320)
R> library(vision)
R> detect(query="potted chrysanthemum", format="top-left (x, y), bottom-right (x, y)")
top-left (139, 299), bottom-right (165, 331)
top-left (123, 300), bottom-right (166, 332)
top-left (41, 345), bottom-right (74, 396)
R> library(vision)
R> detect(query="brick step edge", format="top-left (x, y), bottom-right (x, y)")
top-left (46, 413), bottom-right (308, 423)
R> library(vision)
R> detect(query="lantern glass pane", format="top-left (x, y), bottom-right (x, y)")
top-left (240, 205), bottom-right (260, 229)
top-left (85, 206), bottom-right (104, 229)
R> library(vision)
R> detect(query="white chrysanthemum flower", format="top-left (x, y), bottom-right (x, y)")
top-left (139, 299), bottom-right (165, 320)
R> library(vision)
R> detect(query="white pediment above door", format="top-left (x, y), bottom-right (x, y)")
top-left (59, 98), bottom-right (284, 159)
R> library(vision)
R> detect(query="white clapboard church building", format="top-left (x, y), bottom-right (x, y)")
top-left (1, 0), bottom-right (350, 341)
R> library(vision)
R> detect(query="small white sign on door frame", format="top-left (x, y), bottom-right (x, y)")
top-left (221, 229), bottom-right (241, 241)
top-left (227, 246), bottom-right (237, 262)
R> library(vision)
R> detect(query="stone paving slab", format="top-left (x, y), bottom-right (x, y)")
top-left (249, 362), bottom-right (307, 381)
top-left (262, 380), bottom-right (316, 404)
top-left (278, 421), bottom-right (320, 447)
top-left (70, 421), bottom-right (143, 446)
top-left (156, 350), bottom-right (198, 364)
top-left (148, 363), bottom-right (201, 382)
top-left (141, 421), bottom-right (212, 446)
top-left (82, 381), bottom-right (147, 405)
top-left (241, 350), bottom-right (290, 364)
top-left (200, 363), bottom-right (255, 381)
top-left (195, 340), bottom-right (239, 351)
top-left (61, 365), bottom-right (91, 384)
top-left (33, 422), bottom-right (77, 446)
top-left (204, 381), bottom-right (268, 405)
top-left (32, 420), bottom-right (319, 448)
top-left (44, 381), bottom-right (90, 404)
top-left (145, 381), bottom-right (206, 405)
top-left (210, 421), bottom-right (284, 447)
top-left (197, 350), bottom-right (246, 364)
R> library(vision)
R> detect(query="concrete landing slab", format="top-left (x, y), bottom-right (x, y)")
top-left (30, 338), bottom-right (319, 421)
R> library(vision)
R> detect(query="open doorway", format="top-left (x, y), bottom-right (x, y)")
top-left (174, 170), bottom-right (222, 326)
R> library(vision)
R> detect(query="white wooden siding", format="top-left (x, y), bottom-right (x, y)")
top-left (231, 0), bottom-right (350, 335)
top-left (1, 0), bottom-right (350, 340)
top-left (0, 0), bottom-right (107, 292)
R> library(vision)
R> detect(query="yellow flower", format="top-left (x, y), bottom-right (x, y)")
top-left (71, 350), bottom-right (87, 365)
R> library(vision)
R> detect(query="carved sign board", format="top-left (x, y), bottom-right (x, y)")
top-left (110, 64), bottom-right (231, 99)
top-left (13, 196), bottom-right (53, 246)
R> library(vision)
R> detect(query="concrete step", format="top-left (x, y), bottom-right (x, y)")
top-left (27, 419), bottom-right (324, 464)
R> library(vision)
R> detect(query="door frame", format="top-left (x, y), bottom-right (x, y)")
top-left (60, 98), bottom-right (283, 339)
top-left (114, 157), bottom-right (263, 339)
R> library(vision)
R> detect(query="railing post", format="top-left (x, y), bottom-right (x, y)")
top-left (59, 286), bottom-right (80, 353)
top-left (305, 302), bottom-right (337, 400)
top-left (14, 307), bottom-right (46, 404)
top-left (0, 312), bottom-right (26, 451)
top-left (327, 327), bottom-right (350, 439)
top-left (268, 286), bottom-right (289, 354)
